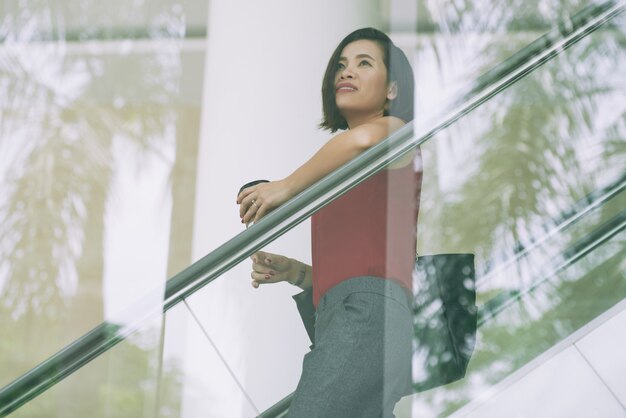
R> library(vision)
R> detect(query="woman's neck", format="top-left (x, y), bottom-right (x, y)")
top-left (344, 109), bottom-right (385, 130)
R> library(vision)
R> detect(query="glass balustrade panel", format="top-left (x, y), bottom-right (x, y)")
top-left (0, 0), bottom-right (206, 399)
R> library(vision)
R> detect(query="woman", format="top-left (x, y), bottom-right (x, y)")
top-left (237, 28), bottom-right (421, 417)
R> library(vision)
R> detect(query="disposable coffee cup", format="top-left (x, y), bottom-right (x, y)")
top-left (238, 179), bottom-right (269, 228)
top-left (238, 179), bottom-right (270, 196)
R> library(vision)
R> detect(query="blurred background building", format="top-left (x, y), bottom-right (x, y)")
top-left (0, 0), bottom-right (624, 417)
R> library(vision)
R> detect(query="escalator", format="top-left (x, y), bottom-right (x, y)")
top-left (1, 1), bottom-right (625, 417)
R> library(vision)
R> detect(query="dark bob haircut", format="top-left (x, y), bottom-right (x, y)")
top-left (320, 27), bottom-right (415, 132)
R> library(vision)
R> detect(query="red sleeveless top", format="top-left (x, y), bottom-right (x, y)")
top-left (311, 153), bottom-right (423, 307)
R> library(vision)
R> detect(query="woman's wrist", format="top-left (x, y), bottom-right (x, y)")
top-left (288, 259), bottom-right (307, 287)
top-left (280, 177), bottom-right (298, 200)
top-left (291, 263), bottom-right (307, 287)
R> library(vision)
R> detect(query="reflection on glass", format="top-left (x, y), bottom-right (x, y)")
top-left (1, 0), bottom-right (625, 416)
top-left (409, 1), bottom-right (626, 416)
top-left (0, 1), bottom-right (203, 416)
top-left (8, 312), bottom-right (181, 418)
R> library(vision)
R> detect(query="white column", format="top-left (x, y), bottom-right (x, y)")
top-left (185, 1), bottom-right (383, 416)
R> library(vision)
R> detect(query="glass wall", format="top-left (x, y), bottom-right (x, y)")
top-left (0, 1), bottom-right (205, 416)
top-left (1, 0), bottom-right (625, 417)
top-left (403, 0), bottom-right (626, 416)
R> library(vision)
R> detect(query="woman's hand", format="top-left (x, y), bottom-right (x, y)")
top-left (250, 251), bottom-right (294, 288)
top-left (249, 251), bottom-right (311, 289)
top-left (237, 180), bottom-right (292, 225)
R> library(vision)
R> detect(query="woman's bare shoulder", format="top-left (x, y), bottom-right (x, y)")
top-left (348, 116), bottom-right (407, 146)
top-left (368, 117), bottom-right (416, 169)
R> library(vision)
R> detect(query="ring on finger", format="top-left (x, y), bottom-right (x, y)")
top-left (251, 199), bottom-right (260, 209)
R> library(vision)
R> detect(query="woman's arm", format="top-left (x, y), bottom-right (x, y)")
top-left (250, 251), bottom-right (312, 290)
top-left (237, 116), bottom-right (406, 224)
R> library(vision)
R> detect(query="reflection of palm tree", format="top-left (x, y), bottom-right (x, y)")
top-left (601, 30), bottom-right (626, 173)
top-left (421, 30), bottom-right (619, 276)
top-left (422, 0), bottom-right (591, 33)
top-left (411, 4), bottom-right (626, 414)
top-left (0, 43), bottom-right (190, 417)
top-left (0, 80), bottom-right (114, 415)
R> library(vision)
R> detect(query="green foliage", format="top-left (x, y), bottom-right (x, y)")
top-left (411, 3), bottom-right (626, 416)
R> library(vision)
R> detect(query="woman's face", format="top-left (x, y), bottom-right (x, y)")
top-left (334, 39), bottom-right (395, 123)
